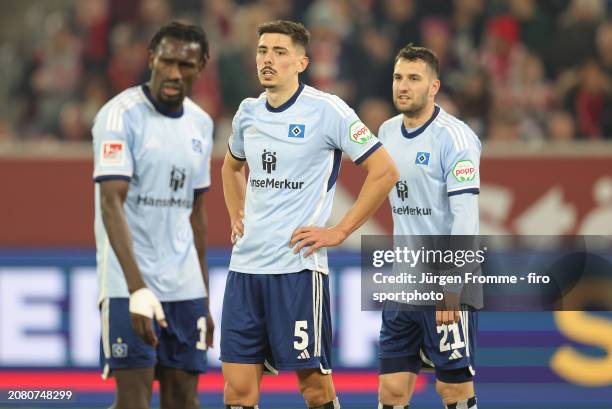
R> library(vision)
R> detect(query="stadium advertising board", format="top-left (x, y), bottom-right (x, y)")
top-left (0, 251), bottom-right (611, 391)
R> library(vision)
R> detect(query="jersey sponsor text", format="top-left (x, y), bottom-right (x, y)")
top-left (250, 177), bottom-right (305, 190)
top-left (392, 205), bottom-right (432, 216)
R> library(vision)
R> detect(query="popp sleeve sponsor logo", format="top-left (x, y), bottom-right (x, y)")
top-left (349, 121), bottom-right (372, 144)
top-left (452, 160), bottom-right (477, 182)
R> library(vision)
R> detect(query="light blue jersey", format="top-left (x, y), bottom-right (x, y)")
top-left (93, 85), bottom-right (213, 302)
top-left (228, 83), bottom-right (381, 274)
top-left (379, 106), bottom-right (482, 308)
top-left (378, 106), bottom-right (481, 236)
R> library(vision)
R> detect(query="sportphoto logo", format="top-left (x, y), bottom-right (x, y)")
top-left (349, 121), bottom-right (372, 144)
top-left (452, 160), bottom-right (476, 182)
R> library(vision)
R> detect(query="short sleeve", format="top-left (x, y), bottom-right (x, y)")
top-left (227, 102), bottom-right (246, 161)
top-left (92, 104), bottom-right (134, 182)
top-left (442, 124), bottom-right (481, 196)
top-left (377, 121), bottom-right (388, 145)
top-left (194, 116), bottom-right (214, 193)
top-left (325, 96), bottom-right (381, 164)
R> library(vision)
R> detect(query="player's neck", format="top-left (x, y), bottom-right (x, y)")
top-left (144, 82), bottom-right (183, 113)
top-left (402, 102), bottom-right (436, 129)
top-left (266, 80), bottom-right (300, 108)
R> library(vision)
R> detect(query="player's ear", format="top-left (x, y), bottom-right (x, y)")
top-left (196, 46), bottom-right (207, 74)
top-left (195, 60), bottom-right (206, 78)
top-left (430, 78), bottom-right (441, 98)
top-left (148, 49), bottom-right (155, 71)
top-left (297, 55), bottom-right (309, 74)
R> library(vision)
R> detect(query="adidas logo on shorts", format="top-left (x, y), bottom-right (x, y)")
top-left (297, 349), bottom-right (311, 360)
top-left (449, 349), bottom-right (463, 360)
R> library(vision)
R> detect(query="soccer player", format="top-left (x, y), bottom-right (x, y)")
top-left (92, 22), bottom-right (214, 409)
top-left (377, 44), bottom-right (482, 409)
top-left (221, 20), bottom-right (399, 409)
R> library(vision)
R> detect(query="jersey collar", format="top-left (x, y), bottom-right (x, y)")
top-left (401, 105), bottom-right (440, 139)
top-left (265, 82), bottom-right (305, 113)
top-left (141, 84), bottom-right (184, 118)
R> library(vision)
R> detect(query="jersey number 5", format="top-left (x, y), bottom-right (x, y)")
top-left (294, 320), bottom-right (308, 350)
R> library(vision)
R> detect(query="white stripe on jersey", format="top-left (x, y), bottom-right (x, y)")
top-left (100, 298), bottom-right (110, 380)
top-left (302, 90), bottom-right (349, 118)
top-left (437, 113), bottom-right (471, 151)
top-left (312, 270), bottom-right (318, 357)
top-left (312, 270), bottom-right (321, 356)
top-left (107, 91), bottom-right (135, 132)
top-left (106, 89), bottom-right (145, 132)
top-left (119, 91), bottom-right (146, 131)
top-left (303, 87), bottom-right (352, 118)
top-left (437, 111), bottom-right (462, 141)
top-left (101, 298), bottom-right (110, 358)
top-left (315, 271), bottom-right (323, 357)
top-left (437, 115), bottom-right (466, 151)
top-left (317, 272), bottom-right (323, 357)
top-left (306, 91), bottom-right (351, 118)
top-left (263, 359), bottom-right (279, 375)
top-left (420, 348), bottom-right (435, 367)
top-left (107, 91), bottom-right (140, 132)
top-left (328, 94), bottom-right (353, 117)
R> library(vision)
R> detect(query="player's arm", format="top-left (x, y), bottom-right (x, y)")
top-left (437, 126), bottom-right (482, 325)
top-left (450, 194), bottom-right (479, 236)
top-left (436, 193), bottom-right (481, 326)
top-left (221, 151), bottom-right (247, 243)
top-left (333, 147), bottom-right (399, 238)
top-left (190, 191), bottom-right (214, 347)
top-left (100, 180), bottom-right (145, 291)
top-left (291, 147), bottom-right (399, 257)
top-left (99, 179), bottom-right (167, 345)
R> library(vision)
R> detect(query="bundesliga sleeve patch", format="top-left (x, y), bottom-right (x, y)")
top-left (452, 160), bottom-right (477, 182)
top-left (101, 141), bottom-right (126, 166)
top-left (349, 120), bottom-right (373, 144)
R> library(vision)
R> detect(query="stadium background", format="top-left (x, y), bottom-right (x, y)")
top-left (0, 0), bottom-right (611, 408)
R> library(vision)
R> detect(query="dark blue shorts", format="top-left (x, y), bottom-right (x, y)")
top-left (220, 270), bottom-right (332, 373)
top-left (100, 297), bottom-right (208, 377)
top-left (379, 303), bottom-right (477, 383)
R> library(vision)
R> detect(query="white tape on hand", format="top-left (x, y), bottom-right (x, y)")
top-left (129, 288), bottom-right (165, 321)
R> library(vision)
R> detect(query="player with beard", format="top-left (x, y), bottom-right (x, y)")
top-left (92, 22), bottom-right (214, 409)
top-left (376, 44), bottom-right (482, 409)
top-left (221, 20), bottom-right (398, 409)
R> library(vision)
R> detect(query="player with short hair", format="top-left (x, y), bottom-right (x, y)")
top-left (377, 44), bottom-right (482, 409)
top-left (92, 22), bottom-right (214, 409)
top-left (221, 20), bottom-right (399, 409)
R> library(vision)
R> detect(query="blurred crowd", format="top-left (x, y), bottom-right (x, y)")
top-left (1, 0), bottom-right (612, 144)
